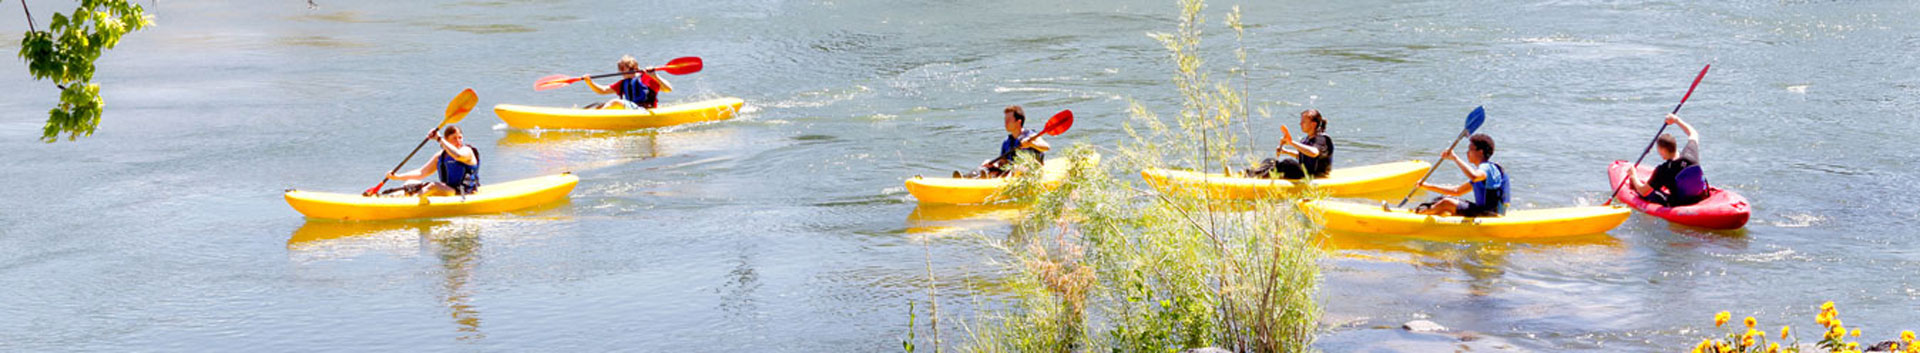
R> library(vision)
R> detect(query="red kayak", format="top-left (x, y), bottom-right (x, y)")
top-left (1608, 160), bottom-right (1750, 229)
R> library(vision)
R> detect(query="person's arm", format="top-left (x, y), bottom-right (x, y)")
top-left (1023, 135), bottom-right (1050, 152)
top-left (1443, 149), bottom-right (1486, 182)
top-left (1292, 135), bottom-right (1323, 158)
top-left (582, 76), bottom-right (616, 95)
top-left (387, 151), bottom-right (442, 181)
top-left (1419, 181), bottom-right (1473, 196)
top-left (1631, 176), bottom-right (1654, 195)
top-left (439, 139), bottom-right (476, 165)
top-left (643, 71), bottom-right (673, 93)
top-left (1667, 113), bottom-right (1698, 144)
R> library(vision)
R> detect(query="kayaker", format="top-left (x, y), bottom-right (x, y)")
top-left (581, 55), bottom-right (674, 110)
top-left (1242, 109), bottom-right (1332, 179)
top-left (1629, 113), bottom-right (1706, 206)
top-left (1413, 134), bottom-right (1508, 217)
top-left (961, 105), bottom-right (1051, 178)
top-left (383, 126), bottom-right (481, 196)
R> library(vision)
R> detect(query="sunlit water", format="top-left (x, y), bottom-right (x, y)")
top-left (2, 0), bottom-right (1916, 351)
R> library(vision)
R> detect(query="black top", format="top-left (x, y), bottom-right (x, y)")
top-left (1298, 134), bottom-right (1334, 177)
top-left (1648, 139), bottom-right (1700, 194)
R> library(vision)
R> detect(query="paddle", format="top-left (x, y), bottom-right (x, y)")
top-left (361, 88), bottom-right (480, 196)
top-left (983, 110), bottom-right (1075, 170)
top-left (533, 57), bottom-right (704, 91)
top-left (1605, 64), bottom-right (1709, 206)
top-left (1393, 106), bottom-right (1487, 208)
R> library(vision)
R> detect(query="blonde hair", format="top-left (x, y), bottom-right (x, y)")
top-left (617, 55), bottom-right (640, 72)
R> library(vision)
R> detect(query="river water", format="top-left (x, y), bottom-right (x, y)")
top-left (2, 0), bottom-right (1916, 351)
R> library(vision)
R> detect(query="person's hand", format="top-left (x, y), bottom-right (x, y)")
top-left (580, 75), bottom-right (593, 83)
top-left (386, 172), bottom-right (399, 180)
top-left (1664, 113), bottom-right (1681, 125)
top-left (1440, 148), bottom-right (1457, 161)
top-left (426, 129), bottom-right (441, 141)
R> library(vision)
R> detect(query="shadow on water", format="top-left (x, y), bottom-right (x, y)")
top-left (285, 219), bottom-right (495, 342)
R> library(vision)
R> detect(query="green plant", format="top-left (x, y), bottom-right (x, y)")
top-left (13, 0), bottom-right (153, 142)
top-left (949, 1), bottom-right (1322, 352)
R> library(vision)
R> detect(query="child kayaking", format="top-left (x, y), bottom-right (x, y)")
top-left (382, 125), bottom-right (480, 196)
top-left (1242, 109), bottom-right (1333, 179)
top-left (959, 105), bottom-right (1051, 178)
top-left (1627, 113), bottom-right (1705, 206)
top-left (580, 55), bottom-right (674, 109)
top-left (1413, 133), bottom-right (1508, 217)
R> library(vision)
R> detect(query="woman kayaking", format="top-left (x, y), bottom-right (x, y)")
top-left (1413, 133), bottom-right (1508, 217)
top-left (580, 55), bottom-right (674, 109)
top-left (1242, 109), bottom-right (1332, 179)
top-left (382, 125), bottom-right (480, 197)
top-left (960, 105), bottom-right (1051, 178)
top-left (1628, 113), bottom-right (1706, 206)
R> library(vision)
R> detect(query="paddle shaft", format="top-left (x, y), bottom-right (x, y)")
top-left (1605, 65), bottom-right (1709, 205)
top-left (987, 130), bottom-right (1052, 167)
top-left (1395, 131), bottom-right (1470, 207)
top-left (367, 129), bottom-right (444, 195)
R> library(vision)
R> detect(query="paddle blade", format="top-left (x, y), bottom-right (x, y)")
top-left (533, 74), bottom-right (579, 91)
top-left (1041, 110), bottom-right (1074, 135)
top-left (655, 57), bottom-right (704, 75)
top-left (1464, 106), bottom-right (1486, 134)
top-left (443, 88), bottom-right (479, 126)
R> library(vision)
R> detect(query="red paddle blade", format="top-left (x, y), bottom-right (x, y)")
top-left (533, 74), bottom-right (580, 91)
top-left (654, 57), bottom-right (703, 75)
top-left (1042, 110), bottom-right (1074, 135)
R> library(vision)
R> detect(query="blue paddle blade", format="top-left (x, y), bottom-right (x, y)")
top-left (1464, 106), bottom-right (1486, 134)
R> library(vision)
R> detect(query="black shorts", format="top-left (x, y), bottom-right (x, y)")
top-left (1456, 199), bottom-right (1501, 218)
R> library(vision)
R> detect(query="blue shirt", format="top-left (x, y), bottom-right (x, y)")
top-left (1470, 162), bottom-right (1509, 215)
top-left (999, 128), bottom-right (1044, 163)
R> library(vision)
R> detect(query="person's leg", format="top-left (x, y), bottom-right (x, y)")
top-left (1242, 158), bottom-right (1281, 178)
top-left (1276, 158), bottom-right (1306, 180)
top-left (1642, 190), bottom-right (1672, 207)
top-left (421, 182), bottom-right (459, 197)
top-left (1416, 198), bottom-right (1464, 216)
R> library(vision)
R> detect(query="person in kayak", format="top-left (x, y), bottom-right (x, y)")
top-left (1629, 113), bottom-right (1705, 206)
top-left (960, 105), bottom-right (1051, 178)
top-left (382, 125), bottom-right (481, 197)
top-left (1414, 133), bottom-right (1508, 217)
top-left (1242, 109), bottom-right (1332, 179)
top-left (581, 55), bottom-right (674, 109)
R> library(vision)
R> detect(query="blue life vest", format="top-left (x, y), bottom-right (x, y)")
top-left (616, 77), bottom-right (658, 109)
top-left (999, 129), bottom-right (1044, 163)
top-left (1471, 162), bottom-right (1509, 215)
top-left (437, 148), bottom-right (480, 195)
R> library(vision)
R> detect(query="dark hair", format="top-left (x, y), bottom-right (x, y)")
top-left (1655, 134), bottom-right (1676, 153)
top-left (1302, 109), bottom-right (1326, 133)
top-left (442, 125), bottom-right (462, 136)
top-left (1469, 133), bottom-right (1495, 159)
top-left (1004, 105), bottom-right (1026, 123)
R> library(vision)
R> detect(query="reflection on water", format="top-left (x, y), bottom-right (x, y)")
top-left (1319, 230), bottom-right (1625, 297)
top-left (903, 202), bottom-right (1027, 238)
top-left (285, 220), bottom-right (489, 342)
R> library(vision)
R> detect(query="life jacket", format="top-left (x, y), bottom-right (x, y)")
top-left (1471, 162), bottom-right (1509, 215)
top-left (437, 148), bottom-right (480, 195)
top-left (616, 76), bottom-right (659, 109)
top-left (999, 129), bottom-right (1045, 164)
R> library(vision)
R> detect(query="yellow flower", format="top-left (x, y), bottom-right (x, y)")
top-left (1904, 329), bottom-right (1916, 343)
top-left (1782, 325), bottom-right (1792, 339)
top-left (1830, 326), bottom-right (1847, 339)
top-left (1693, 339), bottom-right (1710, 353)
top-left (1849, 342), bottom-right (1861, 350)
top-left (1822, 301), bottom-right (1835, 311)
top-left (1745, 316), bottom-right (1757, 329)
top-left (1716, 311), bottom-right (1732, 327)
top-left (1767, 342), bottom-right (1780, 353)
top-left (1742, 333), bottom-right (1756, 347)
top-left (1853, 328), bottom-right (1862, 337)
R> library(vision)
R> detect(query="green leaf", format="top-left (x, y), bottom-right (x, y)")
top-left (15, 0), bottom-right (151, 142)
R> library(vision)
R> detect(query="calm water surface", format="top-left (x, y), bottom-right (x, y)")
top-left (2, 0), bottom-right (1917, 351)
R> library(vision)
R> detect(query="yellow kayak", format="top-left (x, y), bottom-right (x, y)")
top-left (493, 97), bottom-right (745, 131)
top-left (1297, 199), bottom-right (1630, 239)
top-left (1141, 160), bottom-right (1430, 199)
top-left (905, 156), bottom-right (1096, 204)
top-left (285, 173), bottom-right (578, 221)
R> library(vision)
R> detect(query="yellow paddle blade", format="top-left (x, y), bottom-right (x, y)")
top-left (443, 88), bottom-right (479, 126)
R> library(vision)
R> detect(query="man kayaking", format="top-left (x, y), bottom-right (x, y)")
top-left (960, 105), bottom-right (1051, 178)
top-left (1242, 109), bottom-right (1332, 179)
top-left (1413, 133), bottom-right (1508, 217)
top-left (581, 55), bottom-right (674, 110)
top-left (1628, 113), bottom-right (1705, 206)
top-left (383, 126), bottom-right (480, 197)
